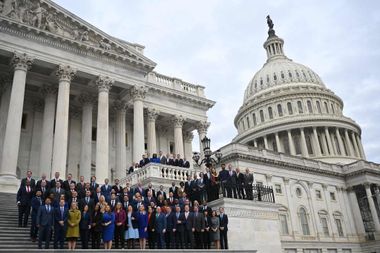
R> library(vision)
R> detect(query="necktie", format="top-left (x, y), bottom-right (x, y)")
top-left (61, 208), bottom-right (64, 219)
top-left (177, 213), bottom-right (179, 219)
top-left (86, 197), bottom-right (89, 203)
top-left (42, 187), bottom-right (45, 193)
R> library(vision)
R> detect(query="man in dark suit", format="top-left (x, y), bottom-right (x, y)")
top-left (193, 206), bottom-right (205, 248)
top-left (156, 185), bottom-right (166, 200)
top-left (79, 190), bottom-right (95, 214)
top-left (36, 180), bottom-right (49, 200)
top-left (21, 170), bottom-right (36, 188)
top-left (219, 207), bottom-right (229, 249)
top-left (17, 180), bottom-right (34, 227)
top-left (227, 164), bottom-right (238, 198)
top-left (181, 204), bottom-right (194, 249)
top-left (167, 154), bottom-right (175, 166)
top-left (121, 195), bottom-right (130, 211)
top-left (76, 176), bottom-right (86, 199)
top-left (236, 168), bottom-right (246, 199)
top-left (109, 193), bottom-right (119, 211)
top-left (203, 167), bottom-right (212, 200)
top-left (112, 179), bottom-right (123, 197)
top-left (173, 205), bottom-right (183, 249)
top-left (30, 190), bottom-right (43, 241)
top-left (145, 183), bottom-right (156, 198)
top-left (154, 206), bottom-right (167, 249)
top-left (197, 173), bottom-right (207, 203)
top-left (165, 206), bottom-right (176, 248)
top-left (63, 173), bottom-right (76, 192)
top-left (36, 173), bottom-right (50, 191)
top-left (174, 154), bottom-right (184, 167)
top-left (183, 158), bottom-right (190, 168)
top-left (67, 191), bottom-right (79, 208)
top-left (100, 178), bottom-right (112, 202)
top-left (54, 199), bottom-right (68, 249)
top-left (184, 176), bottom-right (192, 196)
top-left (244, 168), bottom-right (254, 200)
top-left (51, 181), bottom-right (65, 201)
top-left (93, 187), bottom-right (102, 204)
top-left (200, 201), bottom-right (212, 215)
top-left (218, 163), bottom-right (229, 197)
top-left (167, 191), bottom-right (177, 207)
top-left (145, 191), bottom-right (156, 207)
top-left (89, 176), bottom-right (99, 192)
top-left (169, 182), bottom-right (179, 199)
top-left (134, 182), bottom-right (145, 197)
top-left (50, 171), bottom-right (63, 189)
top-left (139, 154), bottom-right (150, 167)
top-left (36, 197), bottom-right (54, 249)
top-left (159, 151), bottom-right (167, 165)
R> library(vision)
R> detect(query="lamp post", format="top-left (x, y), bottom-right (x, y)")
top-left (192, 136), bottom-right (222, 167)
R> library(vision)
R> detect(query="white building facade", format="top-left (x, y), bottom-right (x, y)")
top-left (0, 0), bottom-right (214, 191)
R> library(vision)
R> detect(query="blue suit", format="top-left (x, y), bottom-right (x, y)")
top-left (30, 196), bottom-right (43, 239)
top-left (54, 206), bottom-right (68, 249)
top-left (36, 205), bottom-right (54, 249)
top-left (219, 169), bottom-right (229, 197)
top-left (155, 213), bottom-right (167, 249)
top-left (100, 184), bottom-right (112, 202)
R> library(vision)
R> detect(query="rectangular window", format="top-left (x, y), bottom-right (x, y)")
top-left (287, 102), bottom-right (293, 115)
top-left (297, 101), bottom-right (303, 114)
top-left (315, 190), bottom-right (322, 199)
top-left (335, 219), bottom-right (344, 237)
top-left (21, 113), bottom-right (27, 130)
top-left (321, 217), bottom-right (329, 236)
top-left (327, 250), bottom-right (337, 253)
top-left (125, 132), bottom-right (128, 146)
top-left (330, 192), bottom-right (336, 201)
top-left (170, 142), bottom-right (174, 154)
top-left (260, 110), bottom-right (265, 122)
top-left (275, 184), bottom-right (282, 194)
top-left (92, 127), bottom-right (97, 141)
top-left (279, 214), bottom-right (289, 235)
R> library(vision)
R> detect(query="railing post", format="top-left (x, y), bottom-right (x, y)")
top-left (257, 184), bottom-right (262, 201)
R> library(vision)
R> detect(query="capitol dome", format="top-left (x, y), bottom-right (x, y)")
top-left (233, 17), bottom-right (366, 164)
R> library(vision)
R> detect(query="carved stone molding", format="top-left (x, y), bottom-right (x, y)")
top-left (33, 99), bottom-right (44, 113)
top-left (56, 64), bottom-right (76, 82)
top-left (172, 115), bottom-right (185, 128)
top-left (113, 99), bottom-right (128, 112)
top-left (11, 51), bottom-right (33, 71)
top-left (184, 131), bottom-right (194, 142)
top-left (78, 93), bottom-right (96, 106)
top-left (69, 105), bottom-right (81, 119)
top-left (146, 107), bottom-right (159, 122)
top-left (197, 121), bottom-right (210, 134)
top-left (96, 76), bottom-right (114, 93)
top-left (222, 207), bottom-right (278, 220)
top-left (130, 86), bottom-right (148, 101)
top-left (283, 177), bottom-right (290, 185)
top-left (40, 84), bottom-right (57, 97)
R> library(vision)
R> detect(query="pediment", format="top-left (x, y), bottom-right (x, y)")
top-left (0, 0), bottom-right (156, 72)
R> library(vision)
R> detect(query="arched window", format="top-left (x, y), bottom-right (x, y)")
top-left (297, 101), bottom-right (303, 114)
top-left (273, 73), bottom-right (277, 81)
top-left (241, 120), bottom-right (245, 130)
top-left (307, 100), bottom-right (313, 113)
top-left (246, 116), bottom-right (250, 129)
top-left (331, 103), bottom-right (335, 114)
top-left (260, 110), bottom-right (265, 123)
top-left (324, 102), bottom-right (329, 113)
top-left (299, 207), bottom-right (310, 235)
top-left (277, 104), bottom-right (283, 117)
top-left (268, 107), bottom-right (273, 119)
top-left (305, 135), bottom-right (313, 155)
top-left (294, 134), bottom-right (302, 155)
top-left (316, 101), bottom-right (322, 113)
top-left (252, 113), bottom-right (257, 126)
top-left (287, 102), bottom-right (293, 115)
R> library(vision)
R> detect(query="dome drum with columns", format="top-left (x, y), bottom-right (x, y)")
top-left (233, 17), bottom-right (365, 164)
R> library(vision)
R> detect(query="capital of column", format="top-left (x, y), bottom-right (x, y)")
top-left (307, 181), bottom-right (314, 188)
top-left (56, 64), bottom-right (76, 82)
top-left (40, 84), bottom-right (58, 97)
top-left (96, 75), bottom-right (114, 93)
top-left (69, 105), bottom-right (82, 119)
top-left (146, 107), bottom-right (159, 122)
top-left (172, 115), bottom-right (185, 128)
top-left (33, 99), bottom-right (44, 112)
top-left (113, 99), bottom-right (128, 113)
top-left (266, 174), bottom-right (273, 181)
top-left (346, 186), bottom-right (354, 193)
top-left (130, 85), bottom-right (148, 101)
top-left (364, 182), bottom-right (371, 190)
top-left (283, 177), bottom-right (290, 185)
top-left (184, 131), bottom-right (194, 142)
top-left (197, 120), bottom-right (210, 135)
top-left (78, 93), bottom-right (97, 106)
top-left (322, 183), bottom-right (328, 190)
top-left (11, 52), bottom-right (33, 71)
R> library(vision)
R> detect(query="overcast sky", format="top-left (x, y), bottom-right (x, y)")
top-left (54, 0), bottom-right (380, 162)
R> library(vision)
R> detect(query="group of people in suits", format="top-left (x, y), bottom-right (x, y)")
top-left (16, 168), bottom-right (232, 250)
top-left (128, 151), bottom-right (191, 174)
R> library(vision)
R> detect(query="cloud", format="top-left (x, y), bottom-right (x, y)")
top-left (54, 0), bottom-right (380, 162)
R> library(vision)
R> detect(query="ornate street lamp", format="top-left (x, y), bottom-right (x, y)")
top-left (192, 136), bottom-right (222, 167)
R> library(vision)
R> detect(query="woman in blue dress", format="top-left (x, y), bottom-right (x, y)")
top-left (137, 205), bottom-right (149, 249)
top-left (101, 204), bottom-right (115, 250)
top-left (125, 205), bottom-right (139, 249)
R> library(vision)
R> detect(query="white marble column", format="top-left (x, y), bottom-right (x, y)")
top-left (287, 130), bottom-right (296, 155)
top-left (275, 132), bottom-right (282, 152)
top-left (322, 184), bottom-right (338, 237)
top-left (67, 108), bottom-right (82, 178)
top-left (0, 52), bottom-right (33, 181)
top-left (308, 182), bottom-right (322, 237)
top-left (337, 187), bottom-right (356, 237)
top-left (347, 187), bottom-right (366, 236)
top-left (131, 86), bottom-right (147, 164)
top-left (184, 131), bottom-right (194, 162)
top-left (253, 139), bottom-right (258, 148)
top-left (51, 65), bottom-right (76, 179)
top-left (95, 76), bottom-right (113, 183)
top-left (114, 99), bottom-right (127, 179)
top-left (146, 108), bottom-right (159, 156)
top-left (78, 93), bottom-right (95, 179)
top-left (335, 128), bottom-right (346, 156)
top-left (283, 178), bottom-right (298, 236)
top-left (364, 183), bottom-right (380, 232)
top-left (356, 134), bottom-right (366, 160)
top-left (173, 115), bottom-right (185, 158)
top-left (320, 132), bottom-right (329, 155)
top-left (344, 129), bottom-right (355, 157)
top-left (0, 74), bottom-right (12, 168)
top-left (28, 100), bottom-right (44, 176)
top-left (300, 128), bottom-right (309, 157)
top-left (312, 127), bottom-right (322, 157)
top-left (351, 132), bottom-right (360, 158)
top-left (324, 127), bottom-right (335, 155)
top-left (39, 85), bottom-right (57, 178)
top-left (263, 135), bottom-right (268, 150)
